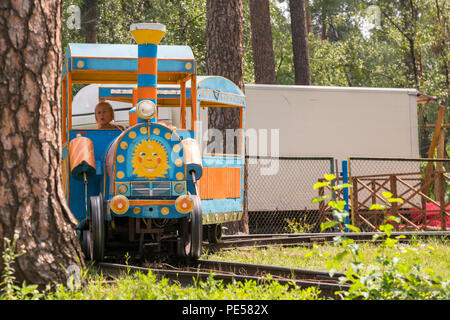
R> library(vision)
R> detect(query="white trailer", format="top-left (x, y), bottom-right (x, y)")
top-left (244, 84), bottom-right (419, 161)
top-left (243, 84), bottom-right (420, 212)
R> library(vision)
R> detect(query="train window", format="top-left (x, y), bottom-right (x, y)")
top-left (158, 107), bottom-right (174, 126)
top-left (166, 106), bottom-right (192, 130)
top-left (72, 99), bottom-right (131, 130)
top-left (199, 106), bottom-right (242, 155)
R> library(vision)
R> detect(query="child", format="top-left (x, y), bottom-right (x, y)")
top-left (95, 101), bottom-right (125, 130)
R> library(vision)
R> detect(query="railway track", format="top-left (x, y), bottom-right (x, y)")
top-left (205, 231), bottom-right (450, 251)
top-left (195, 259), bottom-right (343, 282)
top-left (96, 231), bottom-right (448, 300)
top-left (98, 260), bottom-right (349, 299)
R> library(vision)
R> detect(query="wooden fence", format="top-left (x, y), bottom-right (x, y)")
top-left (319, 170), bottom-right (449, 232)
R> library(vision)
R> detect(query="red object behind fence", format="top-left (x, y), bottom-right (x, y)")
top-left (410, 202), bottom-right (450, 229)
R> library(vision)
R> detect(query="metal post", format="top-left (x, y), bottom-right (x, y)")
top-left (330, 159), bottom-right (338, 232)
top-left (340, 160), bottom-right (350, 232)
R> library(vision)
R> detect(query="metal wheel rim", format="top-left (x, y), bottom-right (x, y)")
top-left (89, 194), bottom-right (105, 262)
top-left (189, 195), bottom-right (202, 259)
top-left (81, 230), bottom-right (91, 260)
top-left (179, 195), bottom-right (202, 260)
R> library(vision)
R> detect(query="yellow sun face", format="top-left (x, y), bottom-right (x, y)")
top-left (131, 139), bottom-right (170, 179)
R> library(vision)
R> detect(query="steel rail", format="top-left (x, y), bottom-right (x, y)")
top-left (205, 231), bottom-right (450, 251)
top-left (221, 231), bottom-right (450, 240)
top-left (196, 259), bottom-right (344, 282)
top-left (97, 262), bottom-right (349, 299)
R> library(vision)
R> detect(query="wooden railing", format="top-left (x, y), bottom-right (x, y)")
top-left (319, 171), bottom-right (449, 232)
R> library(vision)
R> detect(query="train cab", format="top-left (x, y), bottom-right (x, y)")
top-left (62, 23), bottom-right (246, 262)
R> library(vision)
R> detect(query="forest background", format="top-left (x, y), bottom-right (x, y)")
top-left (62, 0), bottom-right (449, 157)
top-left (0, 0), bottom-right (448, 289)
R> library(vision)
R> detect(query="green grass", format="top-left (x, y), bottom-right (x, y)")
top-left (205, 239), bottom-right (450, 280)
top-left (42, 270), bottom-right (320, 300)
top-left (2, 237), bottom-right (448, 300)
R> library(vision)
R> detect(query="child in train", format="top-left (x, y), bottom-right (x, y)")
top-left (95, 101), bottom-right (125, 130)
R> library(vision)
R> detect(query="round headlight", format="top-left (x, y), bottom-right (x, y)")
top-left (136, 100), bottom-right (156, 120)
top-left (175, 195), bottom-right (193, 214)
top-left (174, 183), bottom-right (185, 194)
top-left (117, 184), bottom-right (128, 194)
top-left (110, 195), bottom-right (129, 215)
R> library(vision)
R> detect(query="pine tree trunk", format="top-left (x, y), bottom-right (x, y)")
top-left (206, 0), bottom-right (244, 89)
top-left (0, 0), bottom-right (85, 287)
top-left (249, 0), bottom-right (276, 84)
top-left (289, 0), bottom-right (311, 85)
top-left (81, 0), bottom-right (97, 43)
top-left (206, 0), bottom-right (248, 234)
top-left (306, 5), bottom-right (313, 34)
top-left (206, 0), bottom-right (244, 155)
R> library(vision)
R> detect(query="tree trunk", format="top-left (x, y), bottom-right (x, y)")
top-left (206, 0), bottom-right (248, 234)
top-left (0, 0), bottom-right (85, 287)
top-left (289, 0), bottom-right (311, 85)
top-left (399, 0), bottom-right (420, 88)
top-left (206, 0), bottom-right (244, 154)
top-left (249, 0), bottom-right (276, 84)
top-left (206, 0), bottom-right (244, 89)
top-left (81, 0), bottom-right (97, 43)
top-left (306, 3), bottom-right (313, 34)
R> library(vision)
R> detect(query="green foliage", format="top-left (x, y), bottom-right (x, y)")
top-left (0, 231), bottom-right (42, 300)
top-left (44, 270), bottom-right (320, 300)
top-left (312, 177), bottom-right (449, 299)
top-left (336, 238), bottom-right (449, 300)
top-left (62, 0), bottom-right (449, 146)
top-left (62, 0), bottom-right (208, 72)
top-left (284, 216), bottom-right (315, 233)
top-left (311, 173), bottom-right (351, 232)
top-left (0, 236), bottom-right (319, 300)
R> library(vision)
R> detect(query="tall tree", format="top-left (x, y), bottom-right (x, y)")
top-left (0, 0), bottom-right (84, 287)
top-left (206, 0), bottom-right (244, 153)
top-left (289, 0), bottom-right (311, 85)
top-left (206, 0), bottom-right (244, 89)
top-left (206, 0), bottom-right (248, 234)
top-left (249, 0), bottom-right (276, 84)
top-left (81, 0), bottom-right (98, 43)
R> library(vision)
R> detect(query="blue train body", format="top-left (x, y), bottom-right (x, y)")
top-left (62, 23), bottom-right (246, 261)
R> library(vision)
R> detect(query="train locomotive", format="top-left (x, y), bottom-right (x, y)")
top-left (62, 23), bottom-right (246, 262)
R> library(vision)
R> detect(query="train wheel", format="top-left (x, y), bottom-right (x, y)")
top-left (207, 224), bottom-right (222, 244)
top-left (178, 195), bottom-right (202, 261)
top-left (88, 194), bottom-right (105, 262)
top-left (81, 229), bottom-right (90, 259)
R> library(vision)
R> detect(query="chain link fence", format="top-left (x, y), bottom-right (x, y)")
top-left (246, 156), bottom-right (334, 234)
top-left (244, 156), bottom-right (449, 234)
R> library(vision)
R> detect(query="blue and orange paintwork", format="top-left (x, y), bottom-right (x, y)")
top-left (61, 38), bottom-right (246, 227)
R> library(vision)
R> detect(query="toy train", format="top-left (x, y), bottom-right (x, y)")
top-left (62, 23), bottom-right (246, 261)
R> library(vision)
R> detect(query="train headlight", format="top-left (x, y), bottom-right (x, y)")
top-left (174, 183), bottom-right (185, 194)
top-left (175, 195), bottom-right (193, 214)
top-left (117, 183), bottom-right (129, 195)
top-left (136, 99), bottom-right (156, 120)
top-left (110, 195), bottom-right (129, 215)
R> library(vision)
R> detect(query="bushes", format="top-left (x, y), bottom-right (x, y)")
top-left (44, 271), bottom-right (321, 300)
top-left (313, 174), bottom-right (449, 300)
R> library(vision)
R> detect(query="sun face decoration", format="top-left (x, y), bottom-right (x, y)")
top-left (131, 139), bottom-right (170, 179)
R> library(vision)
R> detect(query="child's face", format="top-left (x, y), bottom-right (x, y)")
top-left (95, 104), bottom-right (113, 127)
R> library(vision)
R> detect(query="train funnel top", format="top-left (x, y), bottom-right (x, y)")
top-left (130, 23), bottom-right (166, 124)
top-left (130, 23), bottom-right (166, 45)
